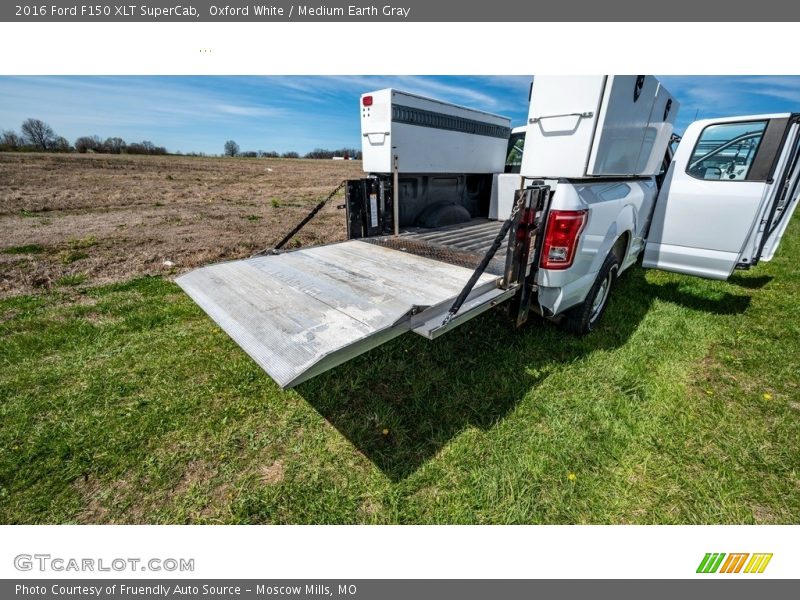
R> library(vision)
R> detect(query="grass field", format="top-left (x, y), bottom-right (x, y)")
top-left (1, 154), bottom-right (799, 524)
top-left (0, 153), bottom-right (361, 296)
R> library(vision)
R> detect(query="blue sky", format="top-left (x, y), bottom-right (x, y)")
top-left (1, 76), bottom-right (798, 155)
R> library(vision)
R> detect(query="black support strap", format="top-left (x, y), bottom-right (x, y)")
top-left (252, 180), bottom-right (346, 257)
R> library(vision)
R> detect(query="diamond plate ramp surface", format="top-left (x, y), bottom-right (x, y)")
top-left (176, 240), bottom-right (499, 388)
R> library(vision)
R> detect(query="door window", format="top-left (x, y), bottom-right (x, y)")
top-left (687, 120), bottom-right (767, 181)
top-left (504, 132), bottom-right (525, 173)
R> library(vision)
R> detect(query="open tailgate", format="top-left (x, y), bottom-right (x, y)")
top-left (176, 240), bottom-right (503, 388)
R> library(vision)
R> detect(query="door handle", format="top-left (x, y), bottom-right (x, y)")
top-left (529, 112), bottom-right (594, 124)
top-left (363, 132), bottom-right (390, 144)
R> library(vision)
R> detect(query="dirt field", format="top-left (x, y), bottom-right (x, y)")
top-left (0, 152), bottom-right (363, 296)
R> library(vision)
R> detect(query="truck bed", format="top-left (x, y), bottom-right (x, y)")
top-left (363, 218), bottom-right (508, 275)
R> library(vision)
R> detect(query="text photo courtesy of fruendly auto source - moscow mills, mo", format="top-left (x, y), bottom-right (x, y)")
top-left (0, 75), bottom-right (798, 525)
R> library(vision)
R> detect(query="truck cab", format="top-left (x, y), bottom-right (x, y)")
top-left (529, 110), bottom-right (799, 332)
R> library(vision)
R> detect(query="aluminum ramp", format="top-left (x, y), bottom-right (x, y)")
top-left (176, 240), bottom-right (504, 389)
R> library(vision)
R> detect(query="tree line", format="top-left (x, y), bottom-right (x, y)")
top-left (1, 118), bottom-right (168, 155)
top-left (0, 118), bottom-right (362, 160)
top-left (224, 140), bottom-right (362, 160)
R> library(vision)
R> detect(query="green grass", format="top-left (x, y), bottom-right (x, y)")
top-left (68, 236), bottom-right (97, 250)
top-left (55, 273), bottom-right (88, 287)
top-left (1, 220), bottom-right (798, 524)
top-left (61, 250), bottom-right (89, 264)
top-left (2, 244), bottom-right (44, 255)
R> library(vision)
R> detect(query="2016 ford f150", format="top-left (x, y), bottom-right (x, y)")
top-left (177, 76), bottom-right (800, 388)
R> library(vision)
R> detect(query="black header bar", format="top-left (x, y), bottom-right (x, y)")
top-left (4, 0), bottom-right (799, 22)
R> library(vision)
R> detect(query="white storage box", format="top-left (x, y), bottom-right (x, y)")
top-left (638, 82), bottom-right (679, 174)
top-left (489, 173), bottom-right (523, 220)
top-left (521, 76), bottom-right (679, 178)
top-left (360, 89), bottom-right (511, 174)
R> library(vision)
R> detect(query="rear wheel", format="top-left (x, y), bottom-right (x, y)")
top-left (561, 252), bottom-right (619, 335)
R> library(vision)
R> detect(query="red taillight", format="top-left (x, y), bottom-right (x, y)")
top-left (516, 206), bottom-right (537, 241)
top-left (540, 210), bottom-right (587, 269)
top-left (362, 95), bottom-right (373, 107)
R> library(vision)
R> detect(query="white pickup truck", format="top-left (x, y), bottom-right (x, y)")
top-left (178, 76), bottom-right (800, 389)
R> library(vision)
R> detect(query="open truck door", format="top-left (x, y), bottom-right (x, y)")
top-left (643, 113), bottom-right (800, 279)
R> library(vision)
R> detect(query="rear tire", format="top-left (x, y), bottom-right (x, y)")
top-left (561, 252), bottom-right (619, 336)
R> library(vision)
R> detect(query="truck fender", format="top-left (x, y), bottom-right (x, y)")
top-left (591, 204), bottom-right (635, 274)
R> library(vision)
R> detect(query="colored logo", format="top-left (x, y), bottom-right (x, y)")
top-left (696, 553), bottom-right (773, 574)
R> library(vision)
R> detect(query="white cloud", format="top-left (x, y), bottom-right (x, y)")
top-left (215, 103), bottom-right (286, 117)
top-left (255, 75), bottom-right (525, 113)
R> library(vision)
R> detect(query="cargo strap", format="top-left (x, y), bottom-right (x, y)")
top-left (441, 195), bottom-right (524, 327)
top-left (252, 180), bottom-right (346, 257)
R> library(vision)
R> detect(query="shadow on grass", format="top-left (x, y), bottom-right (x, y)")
top-left (294, 266), bottom-right (750, 481)
top-left (728, 273), bottom-right (773, 290)
top-left (297, 268), bottom-right (754, 481)
top-left (298, 311), bottom-right (557, 482)
top-left (648, 281), bottom-right (752, 315)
